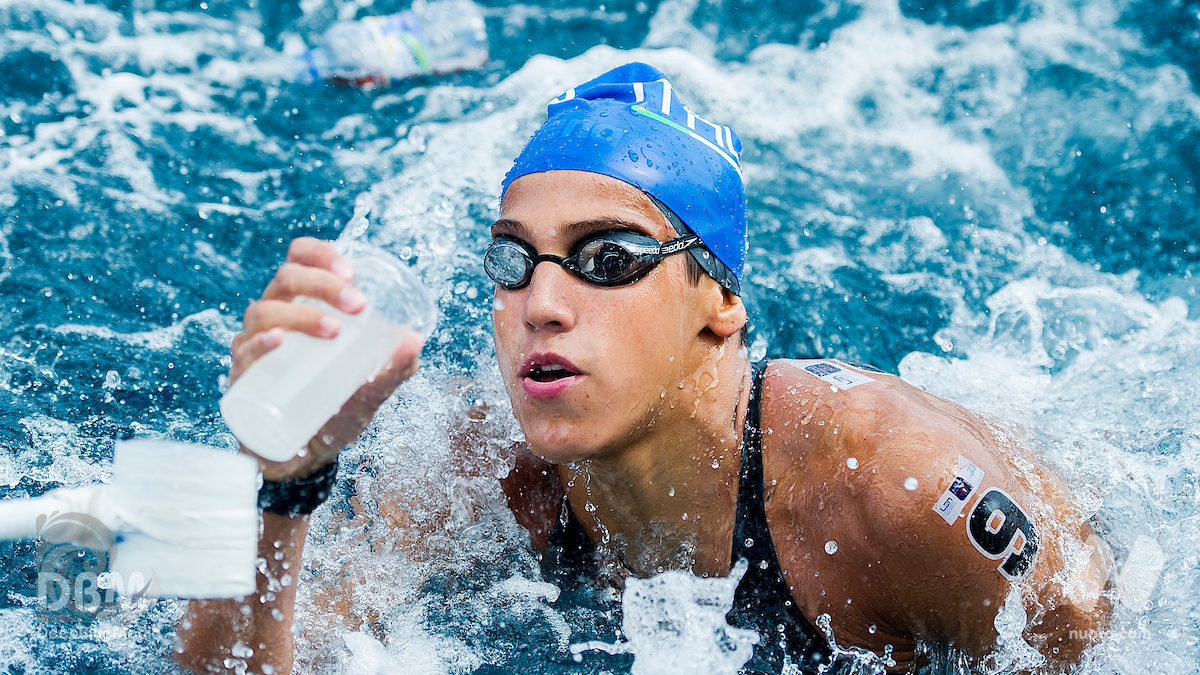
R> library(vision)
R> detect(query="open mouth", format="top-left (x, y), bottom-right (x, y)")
top-left (526, 363), bottom-right (579, 382)
top-left (519, 354), bottom-right (584, 393)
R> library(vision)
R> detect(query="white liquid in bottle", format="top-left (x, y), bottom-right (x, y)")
top-left (220, 194), bottom-right (435, 462)
top-left (220, 303), bottom-right (410, 461)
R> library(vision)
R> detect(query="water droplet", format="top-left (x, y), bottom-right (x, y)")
top-left (869, 624), bottom-right (877, 634)
top-left (758, 560), bottom-right (768, 570)
top-left (825, 540), bottom-right (838, 554)
top-left (493, 297), bottom-right (505, 312)
top-left (744, 538), bottom-right (754, 548)
top-left (846, 457), bottom-right (859, 470)
top-left (667, 487), bottom-right (675, 497)
top-left (627, 150), bottom-right (639, 162)
top-left (904, 477), bottom-right (919, 491)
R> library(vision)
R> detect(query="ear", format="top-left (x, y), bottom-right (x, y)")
top-left (705, 285), bottom-right (747, 340)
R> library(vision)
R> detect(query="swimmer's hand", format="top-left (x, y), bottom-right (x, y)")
top-left (230, 236), bottom-right (422, 481)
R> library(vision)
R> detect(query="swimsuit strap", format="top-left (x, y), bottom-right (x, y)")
top-left (729, 359), bottom-right (834, 672)
top-left (539, 490), bottom-right (598, 592)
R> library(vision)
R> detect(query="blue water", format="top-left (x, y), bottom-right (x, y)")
top-left (1, 0), bottom-right (1198, 672)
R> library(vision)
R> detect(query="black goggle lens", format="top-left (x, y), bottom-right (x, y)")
top-left (575, 236), bottom-right (643, 283)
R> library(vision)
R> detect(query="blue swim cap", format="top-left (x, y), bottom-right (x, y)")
top-left (501, 62), bottom-right (747, 294)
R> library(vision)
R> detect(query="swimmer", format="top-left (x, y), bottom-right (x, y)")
top-left (177, 63), bottom-right (1111, 673)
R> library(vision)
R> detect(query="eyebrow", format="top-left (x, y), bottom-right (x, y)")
top-left (489, 217), bottom-right (654, 242)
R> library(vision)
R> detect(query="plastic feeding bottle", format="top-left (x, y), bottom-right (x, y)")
top-left (220, 194), bottom-right (438, 462)
top-left (294, 0), bottom-right (488, 87)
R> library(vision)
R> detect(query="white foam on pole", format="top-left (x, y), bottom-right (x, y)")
top-left (0, 439), bottom-right (260, 599)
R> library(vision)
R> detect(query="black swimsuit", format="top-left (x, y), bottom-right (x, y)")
top-left (540, 360), bottom-right (843, 673)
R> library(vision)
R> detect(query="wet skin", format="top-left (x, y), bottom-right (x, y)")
top-left (178, 170), bottom-right (1110, 674)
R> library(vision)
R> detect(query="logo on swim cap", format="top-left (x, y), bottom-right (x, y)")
top-left (501, 62), bottom-right (748, 291)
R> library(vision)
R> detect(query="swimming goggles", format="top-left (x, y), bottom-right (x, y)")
top-left (484, 230), bottom-right (703, 290)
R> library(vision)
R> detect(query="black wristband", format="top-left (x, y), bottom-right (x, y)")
top-left (257, 457), bottom-right (340, 517)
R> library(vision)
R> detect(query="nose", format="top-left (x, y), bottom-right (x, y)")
top-left (522, 260), bottom-right (577, 333)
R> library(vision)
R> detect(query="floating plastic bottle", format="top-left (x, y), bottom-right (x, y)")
top-left (295, 0), bottom-right (488, 87)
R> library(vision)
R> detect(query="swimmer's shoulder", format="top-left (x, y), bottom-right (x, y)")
top-left (761, 357), bottom-right (1035, 581)
top-left (761, 359), bottom-right (1036, 657)
top-left (763, 357), bottom-right (1011, 500)
top-left (762, 360), bottom-right (1108, 664)
top-left (762, 356), bottom-right (995, 457)
top-left (761, 357), bottom-right (917, 455)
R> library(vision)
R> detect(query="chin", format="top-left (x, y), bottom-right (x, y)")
top-left (517, 416), bottom-right (601, 465)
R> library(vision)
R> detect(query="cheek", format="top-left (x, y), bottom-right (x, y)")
top-left (592, 280), bottom-right (691, 362)
top-left (491, 292), bottom-right (519, 357)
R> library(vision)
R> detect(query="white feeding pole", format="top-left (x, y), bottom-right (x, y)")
top-left (0, 439), bottom-right (260, 599)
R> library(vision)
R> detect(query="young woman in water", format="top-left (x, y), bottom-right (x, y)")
top-left (178, 63), bottom-right (1111, 673)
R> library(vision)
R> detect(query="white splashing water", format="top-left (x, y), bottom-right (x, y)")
top-left (569, 559), bottom-right (759, 675)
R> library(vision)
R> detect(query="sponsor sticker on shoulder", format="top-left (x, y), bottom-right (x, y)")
top-left (932, 455), bottom-right (985, 524)
top-left (796, 359), bottom-right (876, 391)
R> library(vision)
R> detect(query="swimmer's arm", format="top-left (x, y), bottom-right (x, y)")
top-left (178, 414), bottom-right (543, 674)
top-left (856, 420), bottom-right (1112, 670)
top-left (178, 512), bottom-right (309, 674)
top-left (179, 237), bottom-right (422, 673)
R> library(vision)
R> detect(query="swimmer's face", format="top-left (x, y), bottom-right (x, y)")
top-left (492, 170), bottom-right (726, 463)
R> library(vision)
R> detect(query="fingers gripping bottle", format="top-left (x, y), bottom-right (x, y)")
top-left (220, 194), bottom-right (438, 462)
top-left (295, 0), bottom-right (488, 87)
